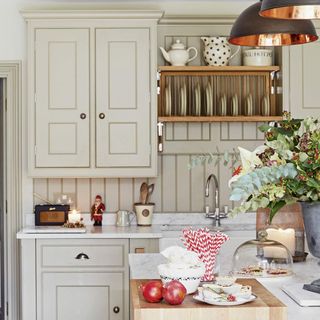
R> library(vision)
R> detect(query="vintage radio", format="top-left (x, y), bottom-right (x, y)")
top-left (34, 204), bottom-right (70, 226)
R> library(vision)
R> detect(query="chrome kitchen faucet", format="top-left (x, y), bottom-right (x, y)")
top-left (205, 174), bottom-right (227, 227)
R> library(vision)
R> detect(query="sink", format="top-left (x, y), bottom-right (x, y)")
top-left (160, 224), bottom-right (224, 232)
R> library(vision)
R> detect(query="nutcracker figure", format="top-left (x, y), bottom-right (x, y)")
top-left (91, 195), bottom-right (105, 226)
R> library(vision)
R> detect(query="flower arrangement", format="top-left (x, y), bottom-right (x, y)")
top-left (229, 112), bottom-right (320, 222)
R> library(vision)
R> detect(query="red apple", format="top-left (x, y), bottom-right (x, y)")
top-left (139, 280), bottom-right (163, 303)
top-left (162, 280), bottom-right (187, 305)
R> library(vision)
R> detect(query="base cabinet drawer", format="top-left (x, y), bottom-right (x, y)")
top-left (129, 239), bottom-right (159, 253)
top-left (38, 272), bottom-right (124, 320)
top-left (37, 239), bottom-right (126, 268)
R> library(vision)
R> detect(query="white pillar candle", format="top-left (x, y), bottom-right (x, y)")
top-left (266, 228), bottom-right (295, 256)
top-left (68, 210), bottom-right (81, 224)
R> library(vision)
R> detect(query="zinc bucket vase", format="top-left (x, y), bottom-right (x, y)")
top-left (301, 202), bottom-right (320, 259)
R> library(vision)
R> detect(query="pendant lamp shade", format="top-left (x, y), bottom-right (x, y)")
top-left (260, 0), bottom-right (320, 19)
top-left (229, 2), bottom-right (318, 46)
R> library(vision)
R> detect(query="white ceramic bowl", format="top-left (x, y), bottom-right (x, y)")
top-left (158, 263), bottom-right (205, 294)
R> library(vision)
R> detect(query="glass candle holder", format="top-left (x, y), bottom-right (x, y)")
top-left (256, 203), bottom-right (306, 261)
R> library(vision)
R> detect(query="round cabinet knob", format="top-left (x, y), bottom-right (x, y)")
top-left (99, 113), bottom-right (105, 119)
top-left (75, 253), bottom-right (90, 260)
top-left (80, 113), bottom-right (87, 120)
top-left (113, 306), bottom-right (120, 314)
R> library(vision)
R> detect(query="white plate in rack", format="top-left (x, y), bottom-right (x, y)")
top-left (180, 83), bottom-right (187, 116)
top-left (206, 82), bottom-right (213, 116)
top-left (165, 87), bottom-right (171, 116)
top-left (194, 83), bottom-right (201, 116)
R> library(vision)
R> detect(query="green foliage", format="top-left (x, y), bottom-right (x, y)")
top-left (230, 164), bottom-right (298, 201)
top-left (230, 113), bottom-right (320, 221)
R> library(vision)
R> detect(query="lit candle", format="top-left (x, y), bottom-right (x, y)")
top-left (68, 209), bottom-right (81, 224)
top-left (265, 228), bottom-right (295, 256)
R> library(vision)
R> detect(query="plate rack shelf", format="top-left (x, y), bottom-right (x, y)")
top-left (157, 65), bottom-right (282, 123)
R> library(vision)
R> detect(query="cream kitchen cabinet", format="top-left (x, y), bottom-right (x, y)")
top-left (20, 238), bottom-right (130, 320)
top-left (40, 272), bottom-right (124, 320)
top-left (285, 27), bottom-right (320, 118)
top-left (23, 11), bottom-right (162, 177)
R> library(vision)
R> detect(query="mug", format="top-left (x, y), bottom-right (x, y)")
top-left (116, 210), bottom-right (134, 227)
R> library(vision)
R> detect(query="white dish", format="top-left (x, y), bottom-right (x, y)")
top-left (194, 83), bottom-right (201, 116)
top-left (206, 82), bottom-right (213, 116)
top-left (231, 94), bottom-right (239, 116)
top-left (220, 94), bottom-right (227, 116)
top-left (261, 95), bottom-right (270, 116)
top-left (180, 83), bottom-right (187, 116)
top-left (245, 94), bottom-right (253, 116)
top-left (165, 87), bottom-right (171, 116)
top-left (194, 292), bottom-right (256, 306)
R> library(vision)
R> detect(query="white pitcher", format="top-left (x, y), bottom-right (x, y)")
top-left (201, 36), bottom-right (240, 66)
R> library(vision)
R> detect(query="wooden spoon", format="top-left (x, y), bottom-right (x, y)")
top-left (140, 182), bottom-right (148, 204)
top-left (146, 184), bottom-right (154, 204)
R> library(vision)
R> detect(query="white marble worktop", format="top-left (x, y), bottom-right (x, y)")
top-left (129, 253), bottom-right (320, 320)
top-left (17, 225), bottom-right (163, 239)
top-left (17, 212), bottom-right (256, 239)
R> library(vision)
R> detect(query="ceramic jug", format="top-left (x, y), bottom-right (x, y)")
top-left (201, 36), bottom-right (240, 66)
top-left (116, 210), bottom-right (134, 227)
top-left (160, 40), bottom-right (198, 66)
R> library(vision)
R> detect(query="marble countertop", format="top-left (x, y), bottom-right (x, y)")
top-left (17, 212), bottom-right (256, 239)
top-left (17, 225), bottom-right (163, 239)
top-left (129, 253), bottom-right (320, 319)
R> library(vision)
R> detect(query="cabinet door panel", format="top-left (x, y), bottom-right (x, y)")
top-left (96, 29), bottom-right (150, 167)
top-left (39, 272), bottom-right (123, 320)
top-left (289, 33), bottom-right (320, 118)
top-left (35, 29), bottom-right (90, 167)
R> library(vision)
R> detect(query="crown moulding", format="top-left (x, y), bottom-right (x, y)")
top-left (20, 10), bottom-right (239, 25)
top-left (158, 15), bottom-right (237, 25)
top-left (20, 10), bottom-right (164, 20)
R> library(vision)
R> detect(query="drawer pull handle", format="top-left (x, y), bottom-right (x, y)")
top-left (75, 253), bottom-right (90, 260)
top-left (99, 113), bottom-right (105, 119)
top-left (113, 306), bottom-right (120, 314)
top-left (80, 113), bottom-right (87, 120)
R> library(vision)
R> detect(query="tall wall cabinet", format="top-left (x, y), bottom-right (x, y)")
top-left (285, 26), bottom-right (320, 118)
top-left (23, 11), bottom-right (163, 177)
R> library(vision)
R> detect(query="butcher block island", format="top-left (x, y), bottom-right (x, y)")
top-left (130, 279), bottom-right (287, 320)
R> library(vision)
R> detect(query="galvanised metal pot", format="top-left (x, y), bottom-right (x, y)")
top-left (301, 202), bottom-right (320, 259)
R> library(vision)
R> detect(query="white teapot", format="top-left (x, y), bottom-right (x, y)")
top-left (201, 36), bottom-right (240, 66)
top-left (160, 40), bottom-right (198, 66)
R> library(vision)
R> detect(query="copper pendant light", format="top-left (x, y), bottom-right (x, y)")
top-left (260, 0), bottom-right (320, 19)
top-left (229, 2), bottom-right (318, 46)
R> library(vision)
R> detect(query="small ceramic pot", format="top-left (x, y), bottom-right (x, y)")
top-left (243, 48), bottom-right (273, 66)
top-left (134, 203), bottom-right (154, 226)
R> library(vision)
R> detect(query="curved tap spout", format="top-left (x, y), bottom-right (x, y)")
top-left (205, 174), bottom-right (219, 210)
top-left (205, 174), bottom-right (221, 227)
